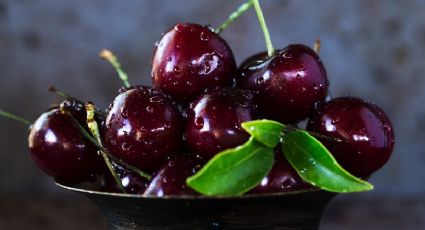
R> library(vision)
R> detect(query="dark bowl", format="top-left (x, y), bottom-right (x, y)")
top-left (57, 183), bottom-right (336, 230)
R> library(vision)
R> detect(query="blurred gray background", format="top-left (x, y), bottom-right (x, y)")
top-left (0, 0), bottom-right (424, 229)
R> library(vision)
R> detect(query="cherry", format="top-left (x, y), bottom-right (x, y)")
top-left (60, 99), bottom-right (87, 122)
top-left (250, 149), bottom-right (311, 194)
top-left (236, 44), bottom-right (329, 124)
top-left (102, 86), bottom-right (183, 173)
top-left (152, 23), bottom-right (237, 101)
top-left (307, 97), bottom-right (395, 178)
top-left (28, 106), bottom-right (104, 183)
top-left (185, 87), bottom-right (256, 160)
top-left (102, 163), bottom-right (148, 194)
top-left (144, 154), bottom-right (203, 196)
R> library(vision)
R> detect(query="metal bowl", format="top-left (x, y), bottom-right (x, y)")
top-left (57, 183), bottom-right (336, 230)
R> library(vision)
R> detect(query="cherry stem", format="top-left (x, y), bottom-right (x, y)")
top-left (48, 86), bottom-right (106, 118)
top-left (47, 86), bottom-right (78, 101)
top-left (314, 38), bottom-right (321, 54)
top-left (61, 107), bottom-right (152, 180)
top-left (215, 1), bottom-right (254, 34)
top-left (252, 0), bottom-right (275, 57)
top-left (0, 109), bottom-right (31, 126)
top-left (85, 102), bottom-right (126, 193)
top-left (99, 49), bottom-right (131, 88)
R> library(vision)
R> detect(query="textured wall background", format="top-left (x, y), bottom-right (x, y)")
top-left (0, 0), bottom-right (424, 228)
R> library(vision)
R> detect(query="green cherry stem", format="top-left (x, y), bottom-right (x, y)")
top-left (252, 0), bottom-right (275, 57)
top-left (314, 38), bottom-right (321, 54)
top-left (215, 1), bottom-right (254, 34)
top-left (99, 49), bottom-right (131, 88)
top-left (47, 86), bottom-right (78, 101)
top-left (48, 86), bottom-right (106, 118)
top-left (60, 106), bottom-right (152, 180)
top-left (0, 109), bottom-right (31, 126)
top-left (85, 102), bottom-right (126, 193)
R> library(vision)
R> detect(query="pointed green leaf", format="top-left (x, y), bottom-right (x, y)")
top-left (187, 137), bottom-right (274, 196)
top-left (241, 119), bottom-right (285, 148)
top-left (281, 130), bottom-right (373, 193)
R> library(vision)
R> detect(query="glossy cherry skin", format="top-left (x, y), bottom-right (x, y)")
top-left (28, 108), bottom-right (104, 183)
top-left (144, 154), bottom-right (203, 196)
top-left (250, 149), bottom-right (311, 194)
top-left (237, 44), bottom-right (328, 124)
top-left (102, 86), bottom-right (183, 172)
top-left (307, 97), bottom-right (395, 178)
top-left (102, 163), bottom-right (148, 194)
top-left (185, 87), bottom-right (256, 160)
top-left (152, 23), bottom-right (237, 101)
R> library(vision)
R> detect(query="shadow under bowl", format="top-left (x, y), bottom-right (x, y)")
top-left (57, 183), bottom-right (336, 230)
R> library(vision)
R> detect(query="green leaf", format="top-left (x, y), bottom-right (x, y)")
top-left (281, 130), bottom-right (373, 193)
top-left (241, 119), bottom-right (285, 148)
top-left (186, 137), bottom-right (274, 196)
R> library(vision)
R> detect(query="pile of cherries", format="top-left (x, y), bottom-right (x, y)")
top-left (25, 22), bottom-right (394, 196)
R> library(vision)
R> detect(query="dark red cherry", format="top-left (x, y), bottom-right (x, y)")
top-left (102, 86), bottom-right (183, 172)
top-left (250, 149), bottom-right (311, 194)
top-left (307, 97), bottom-right (395, 178)
top-left (185, 87), bottom-right (256, 160)
top-left (60, 99), bottom-right (87, 122)
top-left (237, 44), bottom-right (328, 124)
top-left (144, 155), bottom-right (203, 196)
top-left (28, 108), bottom-right (104, 183)
top-left (152, 23), bottom-right (237, 101)
top-left (102, 163), bottom-right (148, 194)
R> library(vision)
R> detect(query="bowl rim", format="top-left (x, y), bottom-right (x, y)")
top-left (56, 182), bottom-right (331, 200)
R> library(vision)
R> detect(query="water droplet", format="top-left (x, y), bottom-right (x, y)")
top-left (167, 57), bottom-right (172, 62)
top-left (150, 95), bottom-right (163, 103)
top-left (122, 143), bottom-right (131, 151)
top-left (282, 52), bottom-right (292, 58)
top-left (200, 32), bottom-right (209, 41)
top-left (146, 106), bottom-right (154, 113)
top-left (110, 139), bottom-right (117, 145)
top-left (174, 24), bottom-right (184, 32)
top-left (203, 62), bottom-right (211, 73)
top-left (121, 107), bottom-right (129, 118)
top-left (195, 117), bottom-right (204, 129)
top-left (198, 53), bottom-right (219, 74)
top-left (256, 77), bottom-right (264, 85)
top-left (173, 66), bottom-right (181, 73)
